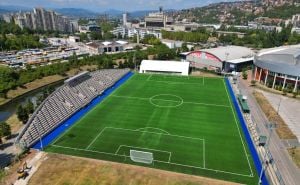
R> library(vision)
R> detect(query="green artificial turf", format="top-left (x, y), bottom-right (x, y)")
top-left (46, 74), bottom-right (258, 184)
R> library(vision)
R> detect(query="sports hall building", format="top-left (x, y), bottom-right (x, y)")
top-left (253, 45), bottom-right (300, 92)
top-left (181, 46), bottom-right (254, 72)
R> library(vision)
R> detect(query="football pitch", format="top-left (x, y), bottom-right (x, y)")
top-left (46, 74), bottom-right (259, 184)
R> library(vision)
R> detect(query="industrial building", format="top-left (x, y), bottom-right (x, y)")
top-left (79, 21), bottom-right (101, 33)
top-left (86, 41), bottom-right (129, 54)
top-left (144, 7), bottom-right (173, 28)
top-left (182, 46), bottom-right (254, 72)
top-left (253, 45), bottom-right (300, 92)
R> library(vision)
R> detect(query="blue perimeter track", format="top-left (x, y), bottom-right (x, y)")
top-left (225, 78), bottom-right (268, 185)
top-left (32, 71), bottom-right (134, 150)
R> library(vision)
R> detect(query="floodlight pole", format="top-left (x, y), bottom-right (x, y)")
top-left (36, 121), bottom-right (44, 151)
top-left (258, 123), bottom-right (276, 185)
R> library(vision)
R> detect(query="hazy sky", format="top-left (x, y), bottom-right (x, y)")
top-left (0, 0), bottom-right (235, 12)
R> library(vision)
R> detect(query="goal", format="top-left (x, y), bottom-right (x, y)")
top-left (130, 150), bottom-right (153, 164)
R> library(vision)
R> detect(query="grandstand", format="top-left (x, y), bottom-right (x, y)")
top-left (16, 69), bottom-right (130, 148)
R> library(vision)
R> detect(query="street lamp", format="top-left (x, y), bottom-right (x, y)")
top-left (277, 96), bottom-right (287, 115)
top-left (258, 122), bottom-right (277, 185)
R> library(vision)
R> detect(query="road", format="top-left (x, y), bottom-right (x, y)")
top-left (238, 78), bottom-right (300, 185)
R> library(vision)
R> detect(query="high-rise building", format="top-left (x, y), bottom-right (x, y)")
top-left (123, 13), bottom-right (127, 26)
top-left (3, 7), bottom-right (77, 33)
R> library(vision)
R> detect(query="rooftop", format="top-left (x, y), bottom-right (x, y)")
top-left (201, 45), bottom-right (254, 61)
top-left (255, 45), bottom-right (300, 76)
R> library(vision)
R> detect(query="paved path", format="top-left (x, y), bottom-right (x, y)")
top-left (0, 134), bottom-right (19, 168)
top-left (14, 152), bottom-right (45, 185)
top-left (238, 78), bottom-right (300, 185)
top-left (259, 90), bottom-right (300, 141)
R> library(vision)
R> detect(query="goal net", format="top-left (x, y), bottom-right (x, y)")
top-left (130, 150), bottom-right (153, 164)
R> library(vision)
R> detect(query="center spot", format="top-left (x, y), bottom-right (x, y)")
top-left (149, 94), bottom-right (183, 108)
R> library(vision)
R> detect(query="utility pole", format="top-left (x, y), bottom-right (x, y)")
top-left (133, 51), bottom-right (137, 72)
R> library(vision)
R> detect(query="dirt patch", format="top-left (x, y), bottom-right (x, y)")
top-left (254, 83), bottom-right (300, 99)
top-left (6, 75), bottom-right (64, 99)
top-left (190, 71), bottom-right (221, 78)
top-left (29, 154), bottom-right (239, 185)
top-left (66, 65), bottom-right (98, 76)
top-left (253, 91), bottom-right (297, 139)
top-left (5, 114), bottom-right (23, 134)
top-left (288, 147), bottom-right (300, 168)
top-left (1, 150), bottom-right (38, 185)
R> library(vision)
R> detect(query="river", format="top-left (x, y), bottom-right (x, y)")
top-left (0, 81), bottom-right (64, 122)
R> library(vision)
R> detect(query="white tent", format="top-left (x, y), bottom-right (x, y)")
top-left (139, 60), bottom-right (189, 76)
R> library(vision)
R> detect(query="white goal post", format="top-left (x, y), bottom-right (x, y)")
top-left (130, 150), bottom-right (153, 164)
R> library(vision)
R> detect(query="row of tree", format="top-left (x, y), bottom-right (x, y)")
top-left (161, 30), bottom-right (210, 43)
top-left (0, 44), bottom-right (177, 97)
top-left (219, 25), bottom-right (300, 48)
top-left (0, 122), bottom-right (11, 144)
top-left (0, 33), bottom-right (44, 51)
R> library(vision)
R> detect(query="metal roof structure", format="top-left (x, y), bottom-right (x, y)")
top-left (226, 57), bottom-right (254, 64)
top-left (255, 45), bottom-right (300, 77)
top-left (201, 46), bottom-right (254, 61)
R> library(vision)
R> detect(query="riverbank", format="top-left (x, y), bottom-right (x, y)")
top-left (0, 65), bottom-right (98, 107)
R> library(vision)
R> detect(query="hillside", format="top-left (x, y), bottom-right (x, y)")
top-left (175, 0), bottom-right (299, 24)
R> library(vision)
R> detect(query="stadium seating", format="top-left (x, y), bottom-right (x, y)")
top-left (17, 69), bottom-right (130, 148)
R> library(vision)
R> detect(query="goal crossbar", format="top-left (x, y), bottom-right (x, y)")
top-left (130, 150), bottom-right (153, 164)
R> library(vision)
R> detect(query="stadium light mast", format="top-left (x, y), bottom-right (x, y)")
top-left (258, 122), bottom-right (277, 185)
top-left (35, 121), bottom-right (44, 151)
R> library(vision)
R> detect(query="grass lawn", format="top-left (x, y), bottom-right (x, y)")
top-left (46, 74), bottom-right (258, 184)
top-left (29, 154), bottom-right (239, 185)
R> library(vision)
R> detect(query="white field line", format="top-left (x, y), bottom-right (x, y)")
top-left (111, 95), bottom-right (231, 108)
top-left (86, 127), bottom-right (108, 149)
top-left (146, 74), bottom-right (205, 85)
top-left (103, 126), bottom-right (205, 141)
top-left (135, 127), bottom-right (170, 135)
top-left (51, 144), bottom-right (253, 178)
top-left (147, 80), bottom-right (204, 85)
top-left (115, 145), bottom-right (172, 160)
top-left (86, 126), bottom-right (204, 168)
top-left (146, 74), bottom-right (152, 81)
top-left (52, 74), bottom-right (133, 145)
top-left (223, 80), bottom-right (254, 177)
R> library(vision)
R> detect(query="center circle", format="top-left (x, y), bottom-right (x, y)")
top-left (149, 94), bottom-right (183, 108)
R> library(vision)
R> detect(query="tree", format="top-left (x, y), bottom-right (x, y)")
top-left (242, 69), bottom-right (248, 80)
top-left (25, 99), bottom-right (34, 114)
top-left (16, 105), bottom-right (29, 124)
top-left (79, 33), bottom-right (88, 42)
top-left (181, 43), bottom-right (189, 52)
top-left (90, 31), bottom-right (102, 40)
top-left (0, 122), bottom-right (11, 138)
top-left (250, 80), bottom-right (256, 86)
